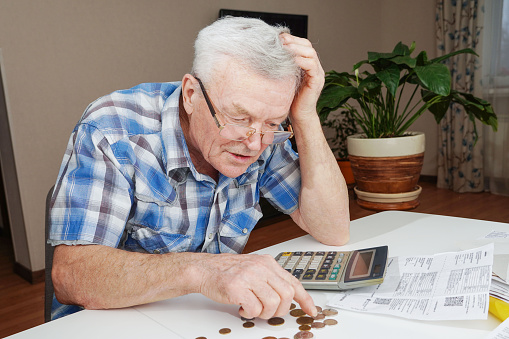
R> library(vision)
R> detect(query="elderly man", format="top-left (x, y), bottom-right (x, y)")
top-left (49, 16), bottom-right (350, 321)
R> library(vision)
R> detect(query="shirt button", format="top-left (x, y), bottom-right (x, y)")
top-left (242, 228), bottom-right (248, 234)
top-left (208, 233), bottom-right (214, 239)
top-left (153, 249), bottom-right (161, 254)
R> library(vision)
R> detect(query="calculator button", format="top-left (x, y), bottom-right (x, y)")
top-left (303, 273), bottom-right (314, 280)
top-left (304, 269), bottom-right (316, 275)
top-left (319, 268), bottom-right (329, 274)
top-left (321, 263), bottom-right (331, 269)
top-left (293, 272), bottom-right (302, 279)
top-left (316, 274), bottom-right (327, 280)
top-left (329, 274), bottom-right (337, 280)
top-left (294, 252), bottom-right (303, 256)
top-left (305, 252), bottom-right (314, 256)
top-left (293, 269), bottom-right (304, 275)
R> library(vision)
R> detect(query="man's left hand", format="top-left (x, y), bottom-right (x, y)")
top-left (280, 33), bottom-right (325, 123)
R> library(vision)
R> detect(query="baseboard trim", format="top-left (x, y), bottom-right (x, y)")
top-left (420, 175), bottom-right (437, 183)
top-left (14, 262), bottom-right (44, 284)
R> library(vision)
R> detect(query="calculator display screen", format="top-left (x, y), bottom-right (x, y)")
top-left (347, 250), bottom-right (374, 279)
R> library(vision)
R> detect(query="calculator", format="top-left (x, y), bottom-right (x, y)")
top-left (274, 246), bottom-right (388, 290)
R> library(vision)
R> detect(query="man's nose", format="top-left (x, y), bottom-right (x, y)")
top-left (243, 131), bottom-right (263, 151)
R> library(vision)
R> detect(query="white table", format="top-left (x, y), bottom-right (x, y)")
top-left (7, 211), bottom-right (507, 339)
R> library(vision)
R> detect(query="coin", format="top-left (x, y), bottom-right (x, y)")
top-left (311, 321), bottom-right (325, 329)
top-left (298, 325), bottom-right (311, 331)
top-left (290, 309), bottom-right (306, 317)
top-left (262, 337), bottom-right (277, 339)
top-left (241, 316), bottom-right (254, 321)
top-left (322, 308), bottom-right (339, 316)
top-left (313, 313), bottom-right (324, 320)
top-left (218, 328), bottom-right (231, 335)
top-left (268, 317), bottom-right (285, 326)
top-left (294, 331), bottom-right (314, 339)
top-left (315, 306), bottom-right (323, 313)
top-left (296, 316), bottom-right (314, 325)
top-left (195, 337), bottom-right (207, 339)
top-left (242, 321), bottom-right (255, 328)
top-left (290, 303), bottom-right (297, 310)
top-left (324, 318), bottom-right (338, 326)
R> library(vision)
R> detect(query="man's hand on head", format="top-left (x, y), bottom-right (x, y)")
top-left (197, 253), bottom-right (317, 319)
top-left (280, 33), bottom-right (325, 123)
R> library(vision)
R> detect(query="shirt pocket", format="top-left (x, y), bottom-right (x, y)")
top-left (219, 182), bottom-right (262, 253)
top-left (126, 193), bottom-right (191, 254)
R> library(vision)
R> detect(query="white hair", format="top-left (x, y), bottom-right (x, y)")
top-left (191, 16), bottom-right (302, 90)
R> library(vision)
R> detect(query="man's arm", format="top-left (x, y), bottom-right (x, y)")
top-left (52, 244), bottom-right (317, 319)
top-left (281, 34), bottom-right (350, 246)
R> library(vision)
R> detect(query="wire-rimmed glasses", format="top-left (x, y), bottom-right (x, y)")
top-left (195, 77), bottom-right (294, 145)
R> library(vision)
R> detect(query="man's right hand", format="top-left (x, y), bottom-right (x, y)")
top-left (195, 253), bottom-right (318, 319)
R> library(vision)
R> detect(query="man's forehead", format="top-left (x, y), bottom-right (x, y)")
top-left (230, 102), bottom-right (290, 120)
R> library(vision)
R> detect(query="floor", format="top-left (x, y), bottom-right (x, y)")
top-left (1, 180), bottom-right (509, 338)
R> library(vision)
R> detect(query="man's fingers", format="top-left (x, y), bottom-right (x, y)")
top-left (237, 290), bottom-right (263, 319)
top-left (290, 278), bottom-right (317, 317)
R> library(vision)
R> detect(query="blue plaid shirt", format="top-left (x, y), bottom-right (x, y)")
top-left (48, 81), bottom-right (301, 319)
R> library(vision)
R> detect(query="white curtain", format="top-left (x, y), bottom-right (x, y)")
top-left (482, 0), bottom-right (509, 196)
top-left (436, 0), bottom-right (485, 192)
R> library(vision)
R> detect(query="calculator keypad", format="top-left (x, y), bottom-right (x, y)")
top-left (276, 251), bottom-right (350, 285)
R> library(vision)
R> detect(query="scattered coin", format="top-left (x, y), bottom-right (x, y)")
top-left (290, 309), bottom-right (306, 317)
top-left (322, 308), bottom-right (339, 316)
top-left (315, 306), bottom-right (323, 313)
top-left (296, 316), bottom-right (314, 325)
top-left (268, 317), bottom-right (285, 326)
top-left (313, 313), bottom-right (325, 320)
top-left (242, 321), bottom-right (255, 328)
top-left (241, 316), bottom-right (254, 321)
top-left (290, 303), bottom-right (297, 310)
top-left (218, 328), bottom-right (231, 335)
top-left (298, 325), bottom-right (311, 331)
top-left (311, 321), bottom-right (325, 329)
top-left (195, 337), bottom-right (207, 339)
top-left (324, 318), bottom-right (338, 326)
top-left (262, 337), bottom-right (277, 339)
top-left (294, 331), bottom-right (314, 339)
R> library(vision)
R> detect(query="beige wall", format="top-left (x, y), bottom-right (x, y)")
top-left (0, 0), bottom-right (436, 272)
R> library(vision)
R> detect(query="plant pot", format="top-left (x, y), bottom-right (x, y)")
top-left (347, 132), bottom-right (425, 211)
top-left (337, 159), bottom-right (355, 185)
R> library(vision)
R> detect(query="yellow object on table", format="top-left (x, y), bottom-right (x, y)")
top-left (489, 296), bottom-right (509, 322)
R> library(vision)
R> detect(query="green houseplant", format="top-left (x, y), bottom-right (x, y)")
top-left (317, 41), bottom-right (498, 210)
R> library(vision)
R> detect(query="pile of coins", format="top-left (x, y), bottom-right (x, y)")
top-left (289, 305), bottom-right (338, 338)
top-left (195, 304), bottom-right (339, 339)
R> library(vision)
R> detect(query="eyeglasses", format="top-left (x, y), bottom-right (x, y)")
top-left (195, 77), bottom-right (294, 145)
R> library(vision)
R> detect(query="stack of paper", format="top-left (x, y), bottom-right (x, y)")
top-left (492, 273), bottom-right (509, 304)
top-left (327, 244), bottom-right (494, 321)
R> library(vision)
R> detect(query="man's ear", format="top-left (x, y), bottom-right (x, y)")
top-left (181, 74), bottom-right (198, 115)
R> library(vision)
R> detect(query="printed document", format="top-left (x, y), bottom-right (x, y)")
top-left (327, 243), bottom-right (494, 320)
top-left (485, 317), bottom-right (509, 339)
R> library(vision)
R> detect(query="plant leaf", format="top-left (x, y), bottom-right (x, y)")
top-left (375, 64), bottom-right (400, 97)
top-left (415, 63), bottom-right (451, 95)
top-left (316, 85), bottom-right (358, 121)
top-left (430, 48), bottom-right (478, 63)
top-left (421, 90), bottom-right (451, 123)
top-left (390, 55), bottom-right (417, 68)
